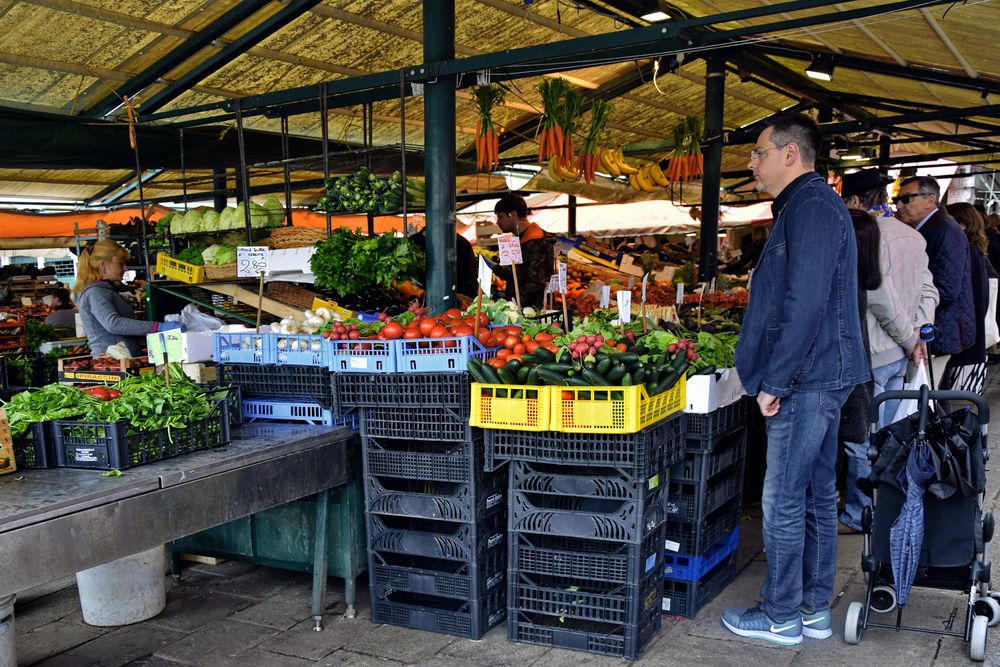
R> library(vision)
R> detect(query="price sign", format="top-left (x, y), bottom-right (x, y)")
top-left (600, 285), bottom-right (610, 308)
top-left (641, 274), bottom-right (648, 305)
top-left (497, 234), bottom-right (523, 266)
top-left (557, 261), bottom-right (567, 293)
top-left (237, 246), bottom-right (269, 277)
top-left (617, 290), bottom-right (632, 323)
top-left (477, 255), bottom-right (493, 297)
top-left (675, 282), bottom-right (684, 304)
top-left (545, 275), bottom-right (559, 295)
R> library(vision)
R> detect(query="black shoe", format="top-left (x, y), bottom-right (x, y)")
top-left (987, 355), bottom-right (1000, 366)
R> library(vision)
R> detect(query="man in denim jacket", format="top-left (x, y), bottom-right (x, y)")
top-left (722, 113), bottom-right (870, 646)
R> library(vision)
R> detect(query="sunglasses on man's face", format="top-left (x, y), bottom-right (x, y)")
top-left (892, 192), bottom-right (932, 205)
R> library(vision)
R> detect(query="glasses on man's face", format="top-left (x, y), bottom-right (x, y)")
top-left (749, 145), bottom-right (784, 161)
top-left (892, 192), bottom-right (931, 205)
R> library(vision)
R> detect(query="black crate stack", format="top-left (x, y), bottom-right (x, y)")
top-left (488, 416), bottom-right (684, 660)
top-left (661, 398), bottom-right (752, 618)
top-left (335, 371), bottom-right (507, 640)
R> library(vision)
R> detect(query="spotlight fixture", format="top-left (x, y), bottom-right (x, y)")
top-left (805, 54), bottom-right (835, 81)
top-left (640, 0), bottom-right (670, 22)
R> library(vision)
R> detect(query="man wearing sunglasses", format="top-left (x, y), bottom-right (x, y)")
top-left (725, 113), bottom-right (869, 646)
top-left (894, 175), bottom-right (975, 373)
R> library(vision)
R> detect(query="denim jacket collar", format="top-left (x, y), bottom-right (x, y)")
top-left (771, 172), bottom-right (823, 221)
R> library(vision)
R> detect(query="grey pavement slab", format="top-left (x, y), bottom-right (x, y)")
top-left (207, 647), bottom-right (319, 667)
top-left (263, 617), bottom-right (365, 661)
top-left (31, 624), bottom-right (187, 667)
top-left (438, 623), bottom-right (550, 666)
top-left (342, 622), bottom-right (459, 663)
top-left (145, 589), bottom-right (257, 633)
top-left (15, 618), bottom-right (106, 666)
top-left (229, 586), bottom-right (318, 630)
top-left (319, 650), bottom-right (405, 666)
top-left (13, 586), bottom-right (83, 633)
top-left (633, 631), bottom-right (797, 666)
top-left (153, 617), bottom-right (278, 664)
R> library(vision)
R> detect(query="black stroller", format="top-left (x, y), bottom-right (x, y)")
top-left (845, 386), bottom-right (996, 660)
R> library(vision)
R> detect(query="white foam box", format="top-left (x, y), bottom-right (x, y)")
top-left (146, 330), bottom-right (215, 365)
top-left (684, 367), bottom-right (745, 414)
top-left (266, 247), bottom-right (316, 277)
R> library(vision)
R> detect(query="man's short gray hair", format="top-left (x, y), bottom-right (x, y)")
top-left (900, 175), bottom-right (940, 201)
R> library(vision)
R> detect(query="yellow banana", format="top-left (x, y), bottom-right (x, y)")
top-left (628, 173), bottom-right (640, 191)
top-left (558, 159), bottom-right (581, 182)
top-left (647, 162), bottom-right (668, 187)
top-left (547, 157), bottom-right (565, 182)
top-left (634, 167), bottom-right (655, 192)
top-left (599, 147), bottom-right (621, 178)
top-left (615, 147), bottom-right (638, 175)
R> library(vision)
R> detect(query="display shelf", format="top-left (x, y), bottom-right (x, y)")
top-left (149, 283), bottom-right (259, 326)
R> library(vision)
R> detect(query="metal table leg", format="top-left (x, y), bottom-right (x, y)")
top-left (311, 490), bottom-right (330, 631)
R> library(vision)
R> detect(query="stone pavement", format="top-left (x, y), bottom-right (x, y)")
top-left (14, 372), bottom-right (1000, 666)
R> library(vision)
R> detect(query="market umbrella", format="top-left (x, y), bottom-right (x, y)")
top-left (889, 432), bottom-right (938, 606)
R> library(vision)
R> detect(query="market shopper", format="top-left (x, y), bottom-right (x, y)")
top-left (75, 240), bottom-right (181, 357)
top-left (491, 194), bottom-right (555, 308)
top-left (408, 227), bottom-right (479, 299)
top-left (43, 287), bottom-right (77, 329)
top-left (893, 176), bottom-right (975, 382)
top-left (724, 113), bottom-right (869, 646)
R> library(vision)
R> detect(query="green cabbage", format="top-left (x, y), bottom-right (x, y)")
top-left (219, 207), bottom-right (236, 230)
top-left (263, 194), bottom-right (285, 227)
top-left (201, 244), bottom-right (238, 265)
top-left (202, 208), bottom-right (220, 232)
top-left (181, 208), bottom-right (202, 233)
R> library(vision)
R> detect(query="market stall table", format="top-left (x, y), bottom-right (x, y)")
top-left (0, 423), bottom-right (356, 643)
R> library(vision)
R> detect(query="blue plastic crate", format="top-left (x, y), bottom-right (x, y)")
top-left (213, 331), bottom-right (272, 364)
top-left (393, 336), bottom-right (496, 373)
top-left (329, 339), bottom-right (395, 373)
top-left (273, 333), bottom-right (331, 368)
top-left (662, 525), bottom-right (740, 581)
top-left (241, 396), bottom-right (355, 427)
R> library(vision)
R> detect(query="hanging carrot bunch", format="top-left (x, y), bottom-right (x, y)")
top-left (578, 99), bottom-right (613, 184)
top-left (473, 84), bottom-right (505, 172)
top-left (536, 78), bottom-right (572, 163)
top-left (666, 116), bottom-right (704, 183)
top-left (556, 85), bottom-right (583, 171)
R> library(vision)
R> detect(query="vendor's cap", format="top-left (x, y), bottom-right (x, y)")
top-left (841, 169), bottom-right (892, 198)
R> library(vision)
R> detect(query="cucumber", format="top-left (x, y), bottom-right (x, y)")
top-left (532, 347), bottom-right (555, 363)
top-left (594, 351), bottom-right (610, 364)
top-left (536, 368), bottom-right (570, 386)
top-left (467, 357), bottom-right (490, 384)
top-left (581, 368), bottom-right (611, 386)
top-left (652, 370), bottom-right (680, 395)
top-left (567, 375), bottom-right (591, 386)
top-left (480, 363), bottom-right (502, 384)
top-left (526, 367), bottom-right (541, 385)
top-left (615, 353), bottom-right (640, 365)
top-left (520, 353), bottom-right (538, 364)
top-left (694, 365), bottom-right (717, 376)
top-left (621, 372), bottom-right (633, 386)
top-left (596, 358), bottom-right (613, 376)
top-left (506, 359), bottom-right (522, 375)
top-left (632, 367), bottom-right (646, 384)
top-left (539, 363), bottom-right (575, 374)
top-left (606, 364), bottom-right (626, 384)
top-left (671, 350), bottom-right (689, 370)
top-left (497, 364), bottom-right (518, 384)
top-left (516, 365), bottom-right (531, 383)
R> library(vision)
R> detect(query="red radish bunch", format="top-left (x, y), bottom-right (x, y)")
top-left (323, 322), bottom-right (363, 340)
top-left (667, 338), bottom-right (699, 363)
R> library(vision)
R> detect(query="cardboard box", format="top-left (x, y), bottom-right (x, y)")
top-left (0, 407), bottom-right (16, 475)
top-left (684, 367), bottom-right (745, 414)
top-left (146, 330), bottom-right (215, 365)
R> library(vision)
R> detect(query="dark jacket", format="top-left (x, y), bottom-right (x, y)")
top-left (410, 230), bottom-right (479, 298)
top-left (77, 280), bottom-right (155, 357)
top-left (495, 222), bottom-right (555, 308)
top-left (735, 172), bottom-right (870, 397)
top-left (949, 248), bottom-right (990, 366)
top-left (839, 288), bottom-right (874, 443)
top-left (918, 208), bottom-right (976, 355)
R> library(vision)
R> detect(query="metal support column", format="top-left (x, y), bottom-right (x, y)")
top-left (568, 195), bottom-right (577, 236)
top-left (879, 135), bottom-right (892, 176)
top-left (213, 169), bottom-right (227, 212)
top-left (423, 0), bottom-right (457, 315)
top-left (699, 55), bottom-right (725, 282)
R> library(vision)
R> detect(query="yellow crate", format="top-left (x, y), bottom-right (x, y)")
top-left (311, 297), bottom-right (354, 322)
top-left (156, 253), bottom-right (205, 284)
top-left (469, 383), bottom-right (551, 432)
top-left (551, 375), bottom-right (686, 434)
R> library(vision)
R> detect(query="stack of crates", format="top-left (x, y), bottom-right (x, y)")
top-left (213, 331), bottom-right (354, 428)
top-left (662, 397), bottom-right (752, 618)
top-left (489, 415), bottom-right (684, 660)
top-left (335, 370), bottom-right (507, 640)
top-left (0, 315), bottom-right (26, 358)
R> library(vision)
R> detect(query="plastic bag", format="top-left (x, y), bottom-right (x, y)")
top-left (985, 277), bottom-right (999, 349)
top-left (167, 304), bottom-right (225, 332)
top-left (892, 361), bottom-right (932, 423)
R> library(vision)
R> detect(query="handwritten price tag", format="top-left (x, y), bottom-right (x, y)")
top-left (675, 282), bottom-right (684, 304)
top-left (497, 234), bottom-right (523, 266)
top-left (557, 261), bottom-right (567, 293)
top-left (617, 290), bottom-right (632, 323)
top-left (477, 255), bottom-right (493, 298)
top-left (641, 274), bottom-right (648, 305)
top-left (237, 246), bottom-right (269, 277)
top-left (545, 274), bottom-right (559, 295)
top-left (600, 285), bottom-right (610, 308)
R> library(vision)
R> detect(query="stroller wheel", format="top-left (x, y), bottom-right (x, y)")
top-left (983, 512), bottom-right (994, 544)
top-left (844, 601), bottom-right (864, 644)
top-left (974, 596), bottom-right (1000, 627)
top-left (870, 585), bottom-right (897, 614)
top-left (970, 614), bottom-right (988, 661)
top-left (861, 506), bottom-right (873, 534)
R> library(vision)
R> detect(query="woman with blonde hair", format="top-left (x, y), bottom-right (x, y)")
top-left (75, 240), bottom-right (181, 357)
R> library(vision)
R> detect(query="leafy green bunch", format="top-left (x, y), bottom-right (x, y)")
top-left (310, 228), bottom-right (425, 296)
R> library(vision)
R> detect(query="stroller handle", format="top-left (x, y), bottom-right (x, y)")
top-left (871, 387), bottom-right (990, 427)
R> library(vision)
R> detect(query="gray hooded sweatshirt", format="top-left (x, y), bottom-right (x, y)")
top-left (77, 281), bottom-right (156, 357)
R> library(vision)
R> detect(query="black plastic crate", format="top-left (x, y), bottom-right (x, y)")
top-left (218, 363), bottom-right (340, 414)
top-left (52, 398), bottom-right (230, 470)
top-left (367, 511), bottom-right (506, 562)
top-left (485, 414), bottom-right (683, 477)
top-left (664, 498), bottom-right (741, 556)
top-left (361, 405), bottom-right (476, 442)
top-left (509, 522), bottom-right (665, 585)
top-left (508, 603), bottom-right (661, 660)
top-left (12, 421), bottom-right (56, 469)
top-left (335, 372), bottom-right (470, 413)
top-left (510, 460), bottom-right (667, 504)
top-left (682, 398), bottom-right (753, 448)
top-left (370, 543), bottom-right (505, 601)
top-left (197, 383), bottom-right (243, 426)
top-left (662, 550), bottom-right (738, 618)
top-left (364, 470), bottom-right (506, 523)
top-left (666, 464), bottom-right (745, 524)
top-left (509, 484), bottom-right (666, 544)
top-left (371, 585), bottom-right (505, 640)
top-left (671, 428), bottom-right (747, 483)
top-left (509, 567), bottom-right (662, 626)
top-left (30, 355), bottom-right (59, 387)
top-left (362, 435), bottom-right (486, 483)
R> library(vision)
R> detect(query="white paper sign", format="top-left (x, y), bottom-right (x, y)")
top-left (477, 255), bottom-right (493, 298)
top-left (617, 290), bottom-right (632, 323)
top-left (557, 261), bottom-right (567, 293)
top-left (237, 246), bottom-right (269, 277)
top-left (497, 234), bottom-right (523, 266)
top-left (641, 274), bottom-right (648, 304)
top-left (545, 275), bottom-right (559, 295)
top-left (675, 282), bottom-right (684, 304)
top-left (600, 285), bottom-right (610, 308)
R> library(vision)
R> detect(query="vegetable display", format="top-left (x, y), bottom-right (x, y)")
top-left (165, 195), bottom-right (284, 235)
top-left (26, 319), bottom-right (59, 351)
top-left (309, 228), bottom-right (425, 297)
top-left (315, 168), bottom-right (409, 214)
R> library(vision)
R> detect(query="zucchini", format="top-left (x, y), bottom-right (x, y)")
top-left (466, 357), bottom-right (490, 384)
top-left (694, 365), bottom-right (718, 376)
top-left (497, 364), bottom-right (518, 384)
top-left (480, 363), bottom-right (502, 384)
top-left (615, 352), bottom-right (640, 365)
top-left (555, 349), bottom-right (573, 364)
top-left (526, 367), bottom-right (541, 385)
top-left (539, 363), bottom-right (575, 374)
top-left (520, 353), bottom-right (538, 364)
top-left (581, 367), bottom-right (611, 386)
top-left (516, 365), bottom-right (531, 383)
top-left (536, 368), bottom-right (570, 385)
top-left (567, 375), bottom-right (591, 386)
top-left (632, 367), bottom-right (646, 384)
top-left (621, 371), bottom-right (633, 386)
top-left (596, 358), bottom-right (613, 376)
top-left (670, 350), bottom-right (689, 370)
top-left (606, 364), bottom-right (627, 384)
top-left (506, 359), bottom-right (522, 375)
top-left (652, 370), bottom-right (680, 395)
top-left (532, 347), bottom-right (555, 363)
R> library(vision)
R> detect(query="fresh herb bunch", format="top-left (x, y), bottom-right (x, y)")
top-left (26, 319), bottom-right (59, 351)
top-left (310, 228), bottom-right (425, 297)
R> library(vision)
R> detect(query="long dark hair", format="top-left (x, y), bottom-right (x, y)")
top-left (850, 209), bottom-right (882, 291)
top-left (947, 202), bottom-right (989, 257)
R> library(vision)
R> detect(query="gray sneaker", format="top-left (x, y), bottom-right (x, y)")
top-left (801, 607), bottom-right (833, 639)
top-left (722, 604), bottom-right (803, 645)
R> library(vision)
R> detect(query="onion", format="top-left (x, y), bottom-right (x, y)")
top-left (276, 338), bottom-right (288, 350)
top-left (314, 307), bottom-right (332, 321)
top-left (303, 309), bottom-right (315, 320)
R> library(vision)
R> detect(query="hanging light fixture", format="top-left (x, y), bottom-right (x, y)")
top-left (805, 53), bottom-right (835, 81)
top-left (639, 0), bottom-right (670, 22)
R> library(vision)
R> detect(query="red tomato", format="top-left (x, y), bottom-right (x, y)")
top-left (444, 308), bottom-right (463, 319)
top-left (504, 326), bottom-right (523, 337)
top-left (525, 340), bottom-right (540, 354)
top-left (513, 343), bottom-right (526, 355)
top-left (534, 332), bottom-right (554, 344)
top-left (487, 357), bottom-right (506, 369)
top-left (429, 325), bottom-right (450, 338)
top-left (453, 325), bottom-right (474, 337)
top-left (381, 322), bottom-right (404, 339)
top-left (521, 334), bottom-right (532, 344)
top-left (477, 313), bottom-right (490, 328)
top-left (477, 330), bottom-right (492, 346)
top-left (496, 349), bottom-right (511, 360)
top-left (504, 335), bottom-right (520, 350)
top-left (419, 317), bottom-right (438, 336)
top-left (403, 328), bottom-right (423, 339)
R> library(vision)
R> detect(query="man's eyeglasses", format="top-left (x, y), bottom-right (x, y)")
top-left (749, 145), bottom-right (784, 161)
top-left (892, 192), bottom-right (932, 205)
